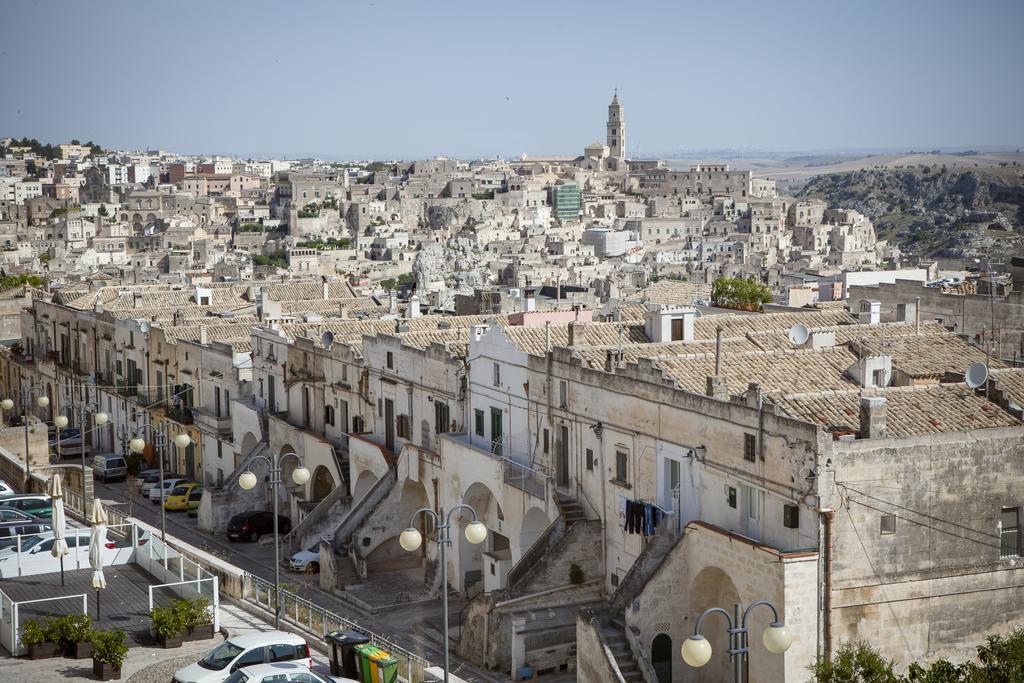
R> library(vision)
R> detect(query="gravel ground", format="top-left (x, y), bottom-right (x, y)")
top-left (126, 638), bottom-right (223, 683)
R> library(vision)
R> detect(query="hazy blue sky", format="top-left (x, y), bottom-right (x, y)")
top-left (2, 0), bottom-right (1021, 159)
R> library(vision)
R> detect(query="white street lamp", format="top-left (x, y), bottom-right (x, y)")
top-left (235, 450), bottom-right (309, 629)
top-left (129, 437), bottom-right (146, 454)
top-left (36, 396), bottom-right (49, 408)
top-left (682, 601), bottom-right (791, 682)
top-left (94, 412), bottom-right (109, 426)
top-left (174, 433), bottom-right (191, 449)
top-left (55, 415), bottom-right (69, 428)
top-left (400, 504), bottom-right (487, 683)
top-left (1, 398), bottom-right (13, 411)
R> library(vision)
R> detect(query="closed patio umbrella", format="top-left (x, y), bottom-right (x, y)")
top-left (47, 474), bottom-right (68, 586)
top-left (88, 499), bottom-right (109, 619)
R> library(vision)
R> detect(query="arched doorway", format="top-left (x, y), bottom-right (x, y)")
top-left (366, 479), bottom-right (430, 574)
top-left (238, 431), bottom-right (259, 470)
top-left (459, 482), bottom-right (504, 596)
top-left (519, 506), bottom-right (550, 556)
top-left (652, 633), bottom-right (672, 683)
top-left (689, 566), bottom-right (740, 682)
top-left (311, 465), bottom-right (334, 501)
top-left (353, 470), bottom-right (378, 501)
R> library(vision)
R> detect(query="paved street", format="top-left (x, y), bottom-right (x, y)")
top-left (91, 477), bottom-right (502, 682)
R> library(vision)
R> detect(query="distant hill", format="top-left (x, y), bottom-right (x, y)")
top-left (797, 165), bottom-right (1024, 258)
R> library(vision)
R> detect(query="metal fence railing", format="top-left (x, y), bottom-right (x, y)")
top-left (502, 457), bottom-right (546, 499)
top-left (1000, 526), bottom-right (1020, 558)
top-left (242, 573), bottom-right (429, 683)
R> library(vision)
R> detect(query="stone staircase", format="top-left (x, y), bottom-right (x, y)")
top-left (604, 615), bottom-right (644, 683)
top-left (555, 490), bottom-right (587, 525)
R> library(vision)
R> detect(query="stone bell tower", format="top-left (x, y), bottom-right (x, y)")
top-left (607, 90), bottom-right (626, 159)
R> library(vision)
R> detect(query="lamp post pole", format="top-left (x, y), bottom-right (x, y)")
top-left (65, 398), bottom-right (108, 514)
top-left (238, 452), bottom-right (310, 629)
top-left (681, 600), bottom-right (793, 683)
top-left (130, 423), bottom-right (190, 547)
top-left (400, 504), bottom-right (488, 683)
top-left (19, 383), bottom-right (48, 491)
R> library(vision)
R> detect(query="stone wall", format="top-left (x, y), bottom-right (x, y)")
top-left (576, 610), bottom-right (627, 683)
top-left (824, 426), bottom-right (1024, 669)
top-left (514, 519), bottom-right (602, 595)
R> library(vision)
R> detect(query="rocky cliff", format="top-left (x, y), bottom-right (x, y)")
top-left (797, 166), bottom-right (1024, 258)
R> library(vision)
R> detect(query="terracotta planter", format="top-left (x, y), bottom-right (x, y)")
top-left (185, 624), bottom-right (215, 641)
top-left (92, 658), bottom-right (122, 681)
top-left (66, 640), bottom-right (94, 659)
top-left (157, 632), bottom-right (183, 648)
top-left (27, 641), bottom-right (60, 659)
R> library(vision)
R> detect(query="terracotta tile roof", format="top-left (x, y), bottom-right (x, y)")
top-left (631, 280), bottom-right (712, 305)
top-left (774, 384), bottom-right (1019, 438)
top-left (159, 319), bottom-right (261, 344)
top-left (991, 369), bottom-right (1024, 411)
top-left (692, 310), bottom-right (855, 339)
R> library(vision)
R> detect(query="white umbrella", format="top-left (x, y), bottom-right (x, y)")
top-left (88, 499), bottom-right (109, 618)
top-left (47, 474), bottom-right (68, 586)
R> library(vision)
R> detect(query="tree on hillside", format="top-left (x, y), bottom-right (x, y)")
top-left (711, 277), bottom-right (772, 311)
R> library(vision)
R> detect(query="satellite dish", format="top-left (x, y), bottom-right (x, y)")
top-left (788, 322), bottom-right (810, 346)
top-left (321, 331), bottom-right (334, 350)
top-left (965, 362), bottom-right (989, 389)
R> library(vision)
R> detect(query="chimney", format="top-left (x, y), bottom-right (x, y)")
top-left (858, 299), bottom-right (881, 325)
top-left (133, 292), bottom-right (143, 309)
top-left (471, 323), bottom-right (489, 342)
top-left (388, 290), bottom-right (397, 313)
top-left (199, 325), bottom-right (209, 345)
top-left (858, 396), bottom-right (887, 439)
top-left (915, 296), bottom-right (921, 334)
top-left (322, 279), bottom-right (330, 300)
top-left (706, 376), bottom-right (728, 401)
top-left (339, 305), bottom-right (348, 320)
top-left (523, 289), bottom-right (536, 312)
top-left (604, 349), bottom-right (623, 373)
top-left (406, 294), bottom-right (421, 319)
top-left (568, 321), bottom-right (587, 347)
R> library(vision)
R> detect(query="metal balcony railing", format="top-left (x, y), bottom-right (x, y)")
top-left (166, 405), bottom-right (194, 426)
top-left (1000, 527), bottom-right (1020, 558)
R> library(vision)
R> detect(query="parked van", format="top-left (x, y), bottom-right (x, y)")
top-left (92, 454), bottom-right (128, 482)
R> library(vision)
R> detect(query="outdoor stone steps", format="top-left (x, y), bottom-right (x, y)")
top-left (603, 619), bottom-right (645, 682)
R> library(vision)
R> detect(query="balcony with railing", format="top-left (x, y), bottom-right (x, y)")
top-left (165, 405), bottom-right (194, 426)
top-left (441, 432), bottom-right (549, 501)
top-left (192, 406), bottom-right (233, 437)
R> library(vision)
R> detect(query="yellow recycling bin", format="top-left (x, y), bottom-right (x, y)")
top-left (373, 651), bottom-right (400, 683)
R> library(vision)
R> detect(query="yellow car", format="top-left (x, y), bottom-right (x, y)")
top-left (163, 482), bottom-right (201, 511)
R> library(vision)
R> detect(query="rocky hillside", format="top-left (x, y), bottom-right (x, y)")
top-left (797, 166), bottom-right (1024, 258)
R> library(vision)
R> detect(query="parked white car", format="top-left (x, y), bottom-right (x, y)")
top-left (0, 480), bottom-right (14, 497)
top-left (224, 662), bottom-right (356, 683)
top-left (173, 631), bottom-right (312, 683)
top-left (150, 478), bottom-right (191, 503)
top-left (0, 529), bottom-right (91, 561)
top-left (288, 538), bottom-right (330, 573)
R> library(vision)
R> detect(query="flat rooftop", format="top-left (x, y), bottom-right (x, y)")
top-left (1, 563), bottom-right (162, 650)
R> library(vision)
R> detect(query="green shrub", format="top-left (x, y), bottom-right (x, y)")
top-left (150, 605), bottom-right (185, 638)
top-left (174, 598), bottom-right (212, 628)
top-left (21, 619), bottom-right (49, 646)
top-left (49, 613), bottom-right (92, 645)
top-left (91, 629), bottom-right (127, 669)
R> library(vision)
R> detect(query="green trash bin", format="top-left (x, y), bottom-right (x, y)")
top-left (353, 643), bottom-right (373, 683)
top-left (359, 645), bottom-right (383, 683)
top-left (374, 652), bottom-right (400, 683)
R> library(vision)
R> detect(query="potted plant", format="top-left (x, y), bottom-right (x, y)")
top-left (176, 598), bottom-right (214, 641)
top-left (21, 618), bottom-right (59, 659)
top-left (149, 605), bottom-right (185, 648)
top-left (91, 629), bottom-right (127, 681)
top-left (59, 613), bottom-right (94, 658)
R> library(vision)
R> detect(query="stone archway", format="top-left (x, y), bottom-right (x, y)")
top-left (458, 481), bottom-right (504, 596)
top-left (353, 470), bottom-right (378, 501)
top-left (238, 431), bottom-right (259, 470)
top-left (689, 566), bottom-right (741, 682)
top-left (652, 633), bottom-right (672, 683)
top-left (519, 506), bottom-right (550, 555)
top-left (311, 465), bottom-right (334, 501)
top-left (366, 479), bottom-right (430, 573)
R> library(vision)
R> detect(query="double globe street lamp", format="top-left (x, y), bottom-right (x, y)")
top-left (2, 385), bottom-right (50, 487)
top-left (680, 600), bottom-right (793, 683)
top-left (128, 426), bottom-right (192, 547)
top-left (399, 504), bottom-right (487, 683)
top-left (55, 405), bottom-right (108, 514)
top-left (237, 451), bottom-right (310, 629)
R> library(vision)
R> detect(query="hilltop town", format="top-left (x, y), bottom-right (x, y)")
top-left (0, 92), bottom-right (1022, 683)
